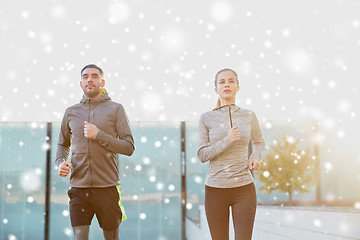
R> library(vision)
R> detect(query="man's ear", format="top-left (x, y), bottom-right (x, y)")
top-left (101, 79), bottom-right (105, 88)
top-left (80, 81), bottom-right (83, 88)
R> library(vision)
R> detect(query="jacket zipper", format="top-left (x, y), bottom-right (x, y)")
top-left (229, 105), bottom-right (233, 128)
top-left (88, 99), bottom-right (92, 186)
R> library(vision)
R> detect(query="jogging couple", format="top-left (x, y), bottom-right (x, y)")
top-left (56, 64), bottom-right (265, 240)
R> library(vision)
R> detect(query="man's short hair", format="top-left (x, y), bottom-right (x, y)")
top-left (81, 64), bottom-right (104, 79)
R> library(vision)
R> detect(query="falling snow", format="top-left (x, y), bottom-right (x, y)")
top-left (0, 1), bottom-right (357, 126)
top-left (1, 0), bottom-right (360, 239)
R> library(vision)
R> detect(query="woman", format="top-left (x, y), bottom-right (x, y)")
top-left (197, 68), bottom-right (265, 240)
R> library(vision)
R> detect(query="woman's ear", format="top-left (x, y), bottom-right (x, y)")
top-left (214, 87), bottom-right (219, 94)
top-left (237, 86), bottom-right (240, 93)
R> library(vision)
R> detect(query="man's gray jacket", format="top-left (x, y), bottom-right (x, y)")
top-left (55, 90), bottom-right (135, 187)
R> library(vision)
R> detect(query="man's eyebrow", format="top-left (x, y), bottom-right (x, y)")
top-left (82, 73), bottom-right (100, 77)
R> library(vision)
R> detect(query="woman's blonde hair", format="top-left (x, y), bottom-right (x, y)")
top-left (214, 68), bottom-right (239, 107)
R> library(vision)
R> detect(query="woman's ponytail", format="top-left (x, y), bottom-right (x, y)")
top-left (216, 97), bottom-right (221, 107)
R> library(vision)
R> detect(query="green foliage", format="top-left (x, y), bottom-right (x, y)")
top-left (256, 134), bottom-right (317, 201)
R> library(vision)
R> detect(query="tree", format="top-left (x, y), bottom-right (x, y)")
top-left (256, 134), bottom-right (317, 201)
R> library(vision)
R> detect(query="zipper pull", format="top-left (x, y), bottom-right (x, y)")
top-left (229, 105), bottom-right (233, 128)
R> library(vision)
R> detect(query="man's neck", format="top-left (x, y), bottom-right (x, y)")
top-left (85, 92), bottom-right (102, 100)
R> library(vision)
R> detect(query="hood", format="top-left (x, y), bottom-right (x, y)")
top-left (80, 88), bottom-right (111, 106)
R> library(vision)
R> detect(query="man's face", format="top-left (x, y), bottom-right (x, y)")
top-left (80, 68), bottom-right (105, 99)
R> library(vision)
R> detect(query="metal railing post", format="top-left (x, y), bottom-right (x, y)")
top-left (44, 122), bottom-right (52, 240)
top-left (181, 122), bottom-right (187, 240)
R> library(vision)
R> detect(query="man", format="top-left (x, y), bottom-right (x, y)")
top-left (55, 64), bottom-right (135, 240)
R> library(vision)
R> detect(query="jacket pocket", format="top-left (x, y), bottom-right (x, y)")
top-left (70, 153), bottom-right (88, 177)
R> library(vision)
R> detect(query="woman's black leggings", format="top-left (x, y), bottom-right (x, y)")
top-left (205, 183), bottom-right (257, 240)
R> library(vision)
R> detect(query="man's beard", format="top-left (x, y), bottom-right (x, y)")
top-left (83, 87), bottom-right (101, 99)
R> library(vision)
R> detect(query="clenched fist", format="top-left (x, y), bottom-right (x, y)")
top-left (227, 126), bottom-right (241, 143)
top-left (84, 121), bottom-right (100, 139)
top-left (59, 161), bottom-right (73, 177)
top-left (249, 159), bottom-right (261, 170)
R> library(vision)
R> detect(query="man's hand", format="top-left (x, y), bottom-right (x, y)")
top-left (227, 126), bottom-right (241, 143)
top-left (249, 158), bottom-right (261, 170)
top-left (84, 121), bottom-right (100, 139)
top-left (59, 161), bottom-right (73, 177)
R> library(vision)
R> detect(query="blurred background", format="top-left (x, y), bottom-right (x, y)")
top-left (1, 0), bottom-right (359, 239)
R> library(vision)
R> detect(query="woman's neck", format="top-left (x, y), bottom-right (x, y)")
top-left (220, 98), bottom-right (235, 106)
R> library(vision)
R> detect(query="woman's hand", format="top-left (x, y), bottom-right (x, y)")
top-left (227, 126), bottom-right (240, 143)
top-left (249, 158), bottom-right (261, 170)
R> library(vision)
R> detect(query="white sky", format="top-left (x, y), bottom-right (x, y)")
top-left (1, 0), bottom-right (358, 124)
top-left (1, 1), bottom-right (359, 146)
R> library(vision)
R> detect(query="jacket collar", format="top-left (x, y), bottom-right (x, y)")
top-left (80, 88), bottom-right (111, 105)
top-left (213, 104), bottom-right (240, 112)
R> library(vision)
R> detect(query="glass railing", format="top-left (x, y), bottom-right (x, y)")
top-left (1, 122), bottom-right (181, 240)
top-left (1, 120), bottom-right (359, 239)
top-left (185, 120), bottom-right (360, 223)
top-left (0, 122), bottom-right (47, 240)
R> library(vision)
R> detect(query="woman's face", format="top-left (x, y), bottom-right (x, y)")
top-left (214, 70), bottom-right (239, 100)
